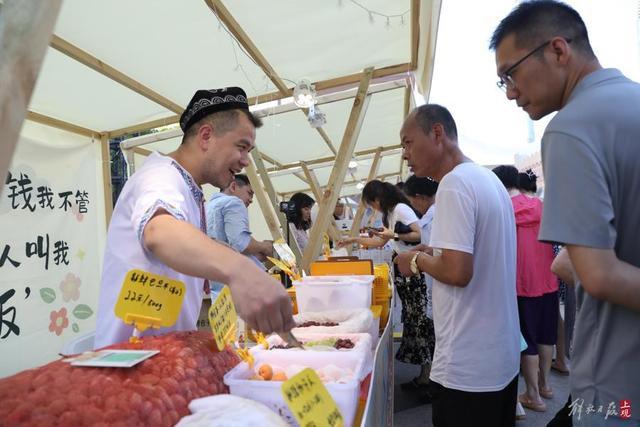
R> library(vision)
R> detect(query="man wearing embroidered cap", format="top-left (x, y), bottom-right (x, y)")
top-left (95, 87), bottom-right (295, 347)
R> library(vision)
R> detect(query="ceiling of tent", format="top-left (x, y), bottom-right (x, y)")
top-left (27, 0), bottom-right (439, 200)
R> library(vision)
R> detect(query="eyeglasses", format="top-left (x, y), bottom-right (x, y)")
top-left (496, 40), bottom-right (552, 92)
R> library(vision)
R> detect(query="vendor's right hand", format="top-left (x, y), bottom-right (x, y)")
top-left (226, 258), bottom-right (295, 334)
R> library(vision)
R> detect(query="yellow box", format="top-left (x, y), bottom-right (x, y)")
top-left (287, 287), bottom-right (298, 315)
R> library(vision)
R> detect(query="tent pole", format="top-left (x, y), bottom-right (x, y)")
top-left (299, 162), bottom-right (342, 243)
top-left (301, 68), bottom-right (374, 271)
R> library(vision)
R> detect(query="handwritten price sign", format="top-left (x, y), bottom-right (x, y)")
top-left (208, 285), bottom-right (238, 351)
top-left (114, 269), bottom-right (185, 330)
top-left (281, 368), bottom-right (344, 427)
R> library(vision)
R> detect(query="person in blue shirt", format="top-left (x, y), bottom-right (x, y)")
top-left (206, 174), bottom-right (273, 295)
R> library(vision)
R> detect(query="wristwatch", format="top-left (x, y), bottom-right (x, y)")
top-left (393, 232), bottom-right (399, 241)
top-left (410, 252), bottom-right (421, 276)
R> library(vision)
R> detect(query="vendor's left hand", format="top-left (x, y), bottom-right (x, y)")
top-left (395, 250), bottom-right (417, 277)
top-left (371, 226), bottom-right (394, 240)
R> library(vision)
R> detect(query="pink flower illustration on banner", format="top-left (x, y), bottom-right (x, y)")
top-left (70, 203), bottom-right (84, 222)
top-left (49, 308), bottom-right (69, 336)
top-left (59, 273), bottom-right (81, 302)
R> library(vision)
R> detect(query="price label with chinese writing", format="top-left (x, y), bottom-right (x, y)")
top-left (114, 269), bottom-right (185, 331)
top-left (208, 285), bottom-right (238, 351)
top-left (281, 368), bottom-right (344, 427)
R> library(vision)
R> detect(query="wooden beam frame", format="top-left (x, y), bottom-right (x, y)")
top-left (245, 160), bottom-right (285, 241)
top-left (108, 115), bottom-right (180, 139)
top-left (106, 64), bottom-right (411, 138)
top-left (350, 147), bottom-right (383, 238)
top-left (100, 133), bottom-right (113, 227)
top-left (26, 111), bottom-right (99, 138)
top-left (206, 0), bottom-right (339, 163)
top-left (1, 0), bottom-right (63, 194)
top-left (410, 0), bottom-right (421, 70)
top-left (251, 63), bottom-right (412, 104)
top-left (205, 0), bottom-right (288, 94)
top-left (300, 162), bottom-right (342, 242)
top-left (400, 83), bottom-right (412, 180)
top-left (301, 67), bottom-right (374, 271)
top-left (269, 144), bottom-right (402, 175)
top-left (50, 35), bottom-right (183, 114)
top-left (250, 149), bottom-right (304, 264)
top-left (280, 171), bottom-right (400, 199)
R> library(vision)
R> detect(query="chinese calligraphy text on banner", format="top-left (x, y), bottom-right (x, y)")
top-left (0, 124), bottom-right (106, 377)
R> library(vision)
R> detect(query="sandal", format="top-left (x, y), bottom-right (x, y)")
top-left (539, 387), bottom-right (554, 400)
top-left (400, 378), bottom-right (430, 391)
top-left (519, 394), bottom-right (547, 412)
top-left (551, 362), bottom-right (570, 376)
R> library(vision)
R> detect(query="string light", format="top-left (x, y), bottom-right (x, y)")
top-left (347, 0), bottom-right (410, 27)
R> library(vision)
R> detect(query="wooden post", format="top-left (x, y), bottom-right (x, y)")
top-left (400, 83), bottom-right (413, 180)
top-left (245, 160), bottom-right (284, 240)
top-left (301, 68), bottom-right (374, 271)
top-left (0, 0), bottom-right (63, 194)
top-left (299, 162), bottom-right (341, 242)
top-left (100, 133), bottom-right (114, 228)
top-left (246, 154), bottom-right (304, 265)
top-left (350, 147), bottom-right (383, 238)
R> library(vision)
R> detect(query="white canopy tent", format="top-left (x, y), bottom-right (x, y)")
top-left (0, 0), bottom-right (441, 375)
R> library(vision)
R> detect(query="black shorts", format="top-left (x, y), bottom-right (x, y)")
top-left (430, 375), bottom-right (518, 427)
top-left (518, 291), bottom-right (559, 355)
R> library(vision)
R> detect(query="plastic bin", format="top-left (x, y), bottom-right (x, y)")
top-left (293, 276), bottom-right (373, 313)
top-left (61, 331), bottom-right (95, 354)
top-left (224, 351), bottom-right (366, 427)
top-left (250, 332), bottom-right (373, 379)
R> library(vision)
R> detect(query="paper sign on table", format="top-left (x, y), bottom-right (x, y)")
top-left (281, 368), bottom-right (344, 427)
top-left (69, 350), bottom-right (159, 368)
top-left (115, 269), bottom-right (185, 332)
top-left (208, 285), bottom-right (238, 351)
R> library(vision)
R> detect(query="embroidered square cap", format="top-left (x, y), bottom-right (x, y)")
top-left (180, 87), bottom-right (249, 132)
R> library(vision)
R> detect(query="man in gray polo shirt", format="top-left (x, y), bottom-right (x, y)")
top-left (491, 1), bottom-right (640, 425)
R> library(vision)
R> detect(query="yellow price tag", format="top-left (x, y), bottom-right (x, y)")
top-left (267, 256), bottom-right (302, 281)
top-left (281, 368), bottom-right (344, 427)
top-left (114, 269), bottom-right (185, 332)
top-left (273, 238), bottom-right (297, 268)
top-left (208, 286), bottom-right (238, 351)
top-left (323, 233), bottom-right (331, 258)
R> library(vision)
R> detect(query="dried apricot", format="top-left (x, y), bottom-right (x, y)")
top-left (258, 363), bottom-right (273, 380)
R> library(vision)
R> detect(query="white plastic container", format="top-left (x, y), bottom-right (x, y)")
top-left (250, 333), bottom-right (373, 380)
top-left (224, 351), bottom-right (366, 427)
top-left (293, 275), bottom-right (374, 313)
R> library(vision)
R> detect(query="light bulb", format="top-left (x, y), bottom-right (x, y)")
top-left (293, 79), bottom-right (316, 108)
top-left (348, 160), bottom-right (358, 169)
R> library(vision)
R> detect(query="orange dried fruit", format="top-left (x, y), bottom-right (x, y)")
top-left (258, 364), bottom-right (273, 380)
top-left (271, 372), bottom-right (287, 381)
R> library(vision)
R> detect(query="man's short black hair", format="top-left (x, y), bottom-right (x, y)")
top-left (233, 174), bottom-right (250, 187)
top-left (413, 104), bottom-right (458, 140)
top-left (489, 0), bottom-right (594, 58)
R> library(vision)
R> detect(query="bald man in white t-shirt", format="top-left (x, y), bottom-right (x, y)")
top-left (396, 104), bottom-right (520, 427)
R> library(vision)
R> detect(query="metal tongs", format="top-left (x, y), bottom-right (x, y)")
top-left (278, 330), bottom-right (305, 350)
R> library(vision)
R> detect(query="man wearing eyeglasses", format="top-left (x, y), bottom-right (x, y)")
top-left (491, 1), bottom-right (640, 426)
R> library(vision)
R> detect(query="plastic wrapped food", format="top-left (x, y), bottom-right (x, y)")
top-left (176, 395), bottom-right (288, 427)
top-left (0, 331), bottom-right (239, 426)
